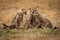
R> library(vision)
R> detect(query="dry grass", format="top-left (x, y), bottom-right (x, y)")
top-left (0, 0), bottom-right (60, 40)
top-left (0, 0), bottom-right (60, 27)
top-left (0, 28), bottom-right (60, 40)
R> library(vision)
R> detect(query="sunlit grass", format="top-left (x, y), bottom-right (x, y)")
top-left (0, 28), bottom-right (60, 36)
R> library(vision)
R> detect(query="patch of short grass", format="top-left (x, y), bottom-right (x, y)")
top-left (40, 28), bottom-right (60, 35)
top-left (0, 28), bottom-right (60, 36)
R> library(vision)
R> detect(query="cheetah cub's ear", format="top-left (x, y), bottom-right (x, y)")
top-left (28, 6), bottom-right (39, 10)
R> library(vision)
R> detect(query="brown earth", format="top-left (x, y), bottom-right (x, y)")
top-left (0, 34), bottom-right (60, 40)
